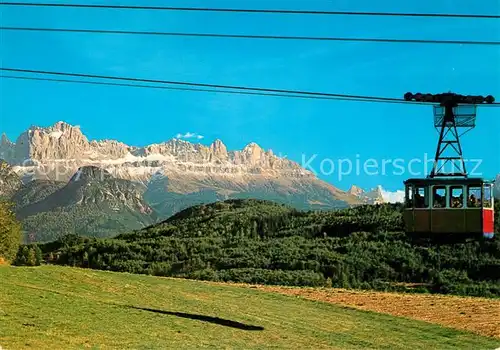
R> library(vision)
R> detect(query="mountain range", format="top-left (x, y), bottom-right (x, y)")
top-left (1, 121), bottom-right (497, 242)
top-left (0, 121), bottom-right (367, 242)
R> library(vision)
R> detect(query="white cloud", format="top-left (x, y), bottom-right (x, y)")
top-left (380, 187), bottom-right (405, 203)
top-left (175, 132), bottom-right (204, 140)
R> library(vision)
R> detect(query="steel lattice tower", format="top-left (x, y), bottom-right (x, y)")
top-left (404, 92), bottom-right (495, 178)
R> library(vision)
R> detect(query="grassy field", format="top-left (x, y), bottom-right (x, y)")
top-left (1, 266), bottom-right (499, 350)
top-left (256, 286), bottom-right (500, 339)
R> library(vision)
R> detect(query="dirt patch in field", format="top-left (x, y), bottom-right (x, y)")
top-left (255, 286), bottom-right (500, 339)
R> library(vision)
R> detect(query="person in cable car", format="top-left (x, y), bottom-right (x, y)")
top-left (414, 191), bottom-right (423, 208)
top-left (433, 193), bottom-right (445, 208)
top-left (468, 193), bottom-right (478, 208)
top-left (452, 194), bottom-right (462, 208)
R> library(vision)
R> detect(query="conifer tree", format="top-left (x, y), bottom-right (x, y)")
top-left (0, 201), bottom-right (22, 263)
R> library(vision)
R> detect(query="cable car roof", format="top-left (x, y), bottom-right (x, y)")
top-left (404, 178), bottom-right (495, 185)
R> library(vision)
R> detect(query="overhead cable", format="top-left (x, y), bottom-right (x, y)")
top-left (3, 74), bottom-right (498, 106)
top-left (0, 68), bottom-right (431, 104)
top-left (2, 27), bottom-right (498, 46)
top-left (1, 2), bottom-right (498, 19)
top-left (2, 75), bottom-right (430, 104)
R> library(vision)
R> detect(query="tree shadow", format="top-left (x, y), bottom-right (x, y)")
top-left (124, 305), bottom-right (264, 331)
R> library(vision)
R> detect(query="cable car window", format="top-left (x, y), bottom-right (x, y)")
top-left (483, 185), bottom-right (492, 208)
top-left (467, 187), bottom-right (482, 208)
top-left (450, 187), bottom-right (464, 208)
top-left (433, 186), bottom-right (447, 208)
top-left (405, 185), bottom-right (413, 208)
top-left (415, 186), bottom-right (428, 208)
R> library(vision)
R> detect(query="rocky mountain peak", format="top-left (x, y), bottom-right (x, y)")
top-left (13, 121), bottom-right (90, 162)
top-left (348, 185), bottom-right (365, 197)
top-left (52, 121), bottom-right (77, 131)
top-left (2, 121), bottom-right (318, 182)
top-left (243, 142), bottom-right (262, 153)
top-left (347, 185), bottom-right (385, 204)
top-left (89, 139), bottom-right (130, 159)
top-left (0, 159), bottom-right (22, 198)
top-left (0, 133), bottom-right (15, 163)
top-left (210, 139), bottom-right (228, 160)
top-left (69, 166), bottom-right (113, 183)
top-left (365, 186), bottom-right (385, 204)
top-left (1, 133), bottom-right (12, 146)
top-left (240, 142), bottom-right (264, 166)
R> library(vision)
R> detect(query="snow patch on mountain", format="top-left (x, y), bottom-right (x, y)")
top-left (379, 187), bottom-right (405, 203)
top-left (348, 185), bottom-right (405, 204)
top-left (49, 131), bottom-right (64, 139)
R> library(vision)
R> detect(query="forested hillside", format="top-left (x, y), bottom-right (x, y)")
top-left (36, 199), bottom-right (500, 297)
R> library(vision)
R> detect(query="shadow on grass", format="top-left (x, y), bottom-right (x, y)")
top-left (124, 305), bottom-right (265, 331)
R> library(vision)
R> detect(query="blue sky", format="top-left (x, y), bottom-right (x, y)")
top-left (1, 0), bottom-right (499, 191)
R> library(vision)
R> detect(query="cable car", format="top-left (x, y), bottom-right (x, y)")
top-left (402, 92), bottom-right (496, 240)
top-left (404, 178), bottom-right (495, 239)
